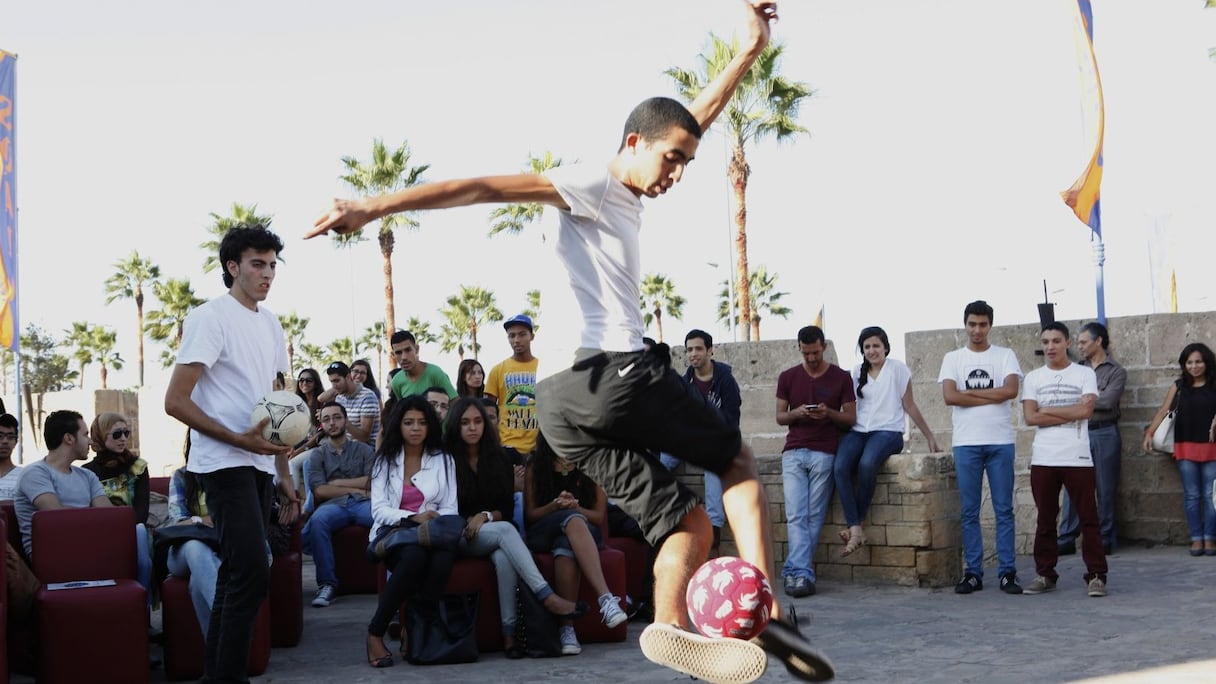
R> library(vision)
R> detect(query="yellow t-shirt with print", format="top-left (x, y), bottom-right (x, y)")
top-left (486, 357), bottom-right (539, 454)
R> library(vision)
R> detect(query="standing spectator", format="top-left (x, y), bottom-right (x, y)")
top-left (776, 325), bottom-right (856, 598)
top-left (938, 300), bottom-right (1023, 595)
top-left (835, 326), bottom-right (938, 556)
top-left (350, 359), bottom-right (382, 401)
top-left (321, 361), bottom-right (381, 446)
top-left (364, 395), bottom-right (458, 668)
top-left (0, 413), bottom-right (22, 500)
top-left (486, 314), bottom-right (540, 464)
top-left (1144, 342), bottom-right (1216, 556)
top-left (1058, 322), bottom-right (1126, 556)
top-left (456, 359), bottom-right (486, 398)
top-left (1021, 322), bottom-right (1106, 596)
top-left (387, 330), bottom-right (456, 401)
top-left (163, 225), bottom-right (299, 683)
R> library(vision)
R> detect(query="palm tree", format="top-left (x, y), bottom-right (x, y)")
top-left (200, 203), bottom-right (275, 274)
top-left (666, 38), bottom-right (812, 341)
top-left (278, 311), bottom-right (310, 375)
top-left (64, 321), bottom-right (96, 390)
top-left (401, 317), bottom-right (438, 346)
top-left (487, 152), bottom-right (563, 238)
top-left (716, 265), bottom-right (791, 341)
top-left (439, 285), bottom-right (503, 360)
top-left (326, 337), bottom-right (355, 365)
top-left (521, 289), bottom-right (541, 333)
top-left (337, 138), bottom-right (430, 338)
top-left (359, 321), bottom-right (388, 379)
top-left (90, 326), bottom-right (124, 389)
top-left (639, 273), bottom-right (686, 344)
top-left (104, 250), bottom-right (160, 386)
top-left (298, 342), bottom-right (327, 371)
top-left (146, 278), bottom-right (204, 367)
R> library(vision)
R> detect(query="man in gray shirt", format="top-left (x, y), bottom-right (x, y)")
top-left (301, 402), bottom-right (374, 607)
top-left (1058, 321), bottom-right (1127, 556)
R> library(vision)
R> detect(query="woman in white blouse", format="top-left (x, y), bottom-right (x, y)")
top-left (834, 327), bottom-right (939, 556)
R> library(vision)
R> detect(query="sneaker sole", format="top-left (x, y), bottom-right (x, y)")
top-left (640, 624), bottom-right (767, 684)
top-left (1023, 586), bottom-right (1055, 595)
top-left (603, 610), bottom-right (628, 629)
top-left (753, 618), bottom-right (835, 682)
top-left (561, 645), bottom-right (582, 655)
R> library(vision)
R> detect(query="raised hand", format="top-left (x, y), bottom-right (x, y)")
top-left (744, 0), bottom-right (778, 48)
top-left (307, 198), bottom-right (374, 239)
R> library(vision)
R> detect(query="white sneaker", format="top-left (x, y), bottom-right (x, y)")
top-left (639, 623), bottom-right (767, 684)
top-left (311, 584), bottom-right (335, 608)
top-left (559, 626), bottom-right (581, 655)
top-left (599, 594), bottom-right (627, 629)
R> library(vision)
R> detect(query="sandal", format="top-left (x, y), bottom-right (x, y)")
top-left (543, 595), bottom-right (589, 619)
top-left (841, 527), bottom-right (866, 558)
top-left (837, 529), bottom-right (850, 544)
top-left (366, 636), bottom-right (394, 669)
top-left (504, 642), bottom-right (527, 660)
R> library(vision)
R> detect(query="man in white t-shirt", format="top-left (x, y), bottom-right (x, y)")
top-left (0, 413), bottom-right (22, 500)
top-left (1020, 322), bottom-right (1107, 597)
top-left (165, 225), bottom-right (299, 684)
top-left (305, 4), bottom-right (831, 682)
top-left (938, 300), bottom-right (1024, 596)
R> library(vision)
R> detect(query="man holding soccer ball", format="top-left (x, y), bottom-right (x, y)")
top-left (165, 225), bottom-right (300, 684)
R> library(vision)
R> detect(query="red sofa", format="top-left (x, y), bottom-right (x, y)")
top-left (161, 575), bottom-right (271, 681)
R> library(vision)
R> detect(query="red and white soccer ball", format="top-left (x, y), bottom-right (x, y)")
top-left (686, 556), bottom-right (773, 640)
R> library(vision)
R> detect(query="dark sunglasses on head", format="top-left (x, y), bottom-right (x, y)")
top-left (111, 429), bottom-right (132, 439)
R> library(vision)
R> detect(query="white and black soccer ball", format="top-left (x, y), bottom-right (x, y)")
top-left (686, 556), bottom-right (773, 640)
top-left (249, 390), bottom-right (312, 447)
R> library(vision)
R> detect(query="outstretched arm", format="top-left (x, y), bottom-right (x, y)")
top-left (308, 174), bottom-right (568, 239)
top-left (687, 1), bottom-right (778, 131)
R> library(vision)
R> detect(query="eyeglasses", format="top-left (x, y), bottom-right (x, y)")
top-left (110, 429), bottom-right (131, 439)
top-left (0, 432), bottom-right (16, 441)
top-left (297, 377), bottom-right (314, 384)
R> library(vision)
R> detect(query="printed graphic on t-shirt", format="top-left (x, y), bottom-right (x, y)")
top-left (964, 365), bottom-right (996, 390)
top-left (502, 371), bottom-right (537, 432)
top-left (1034, 372), bottom-right (1085, 429)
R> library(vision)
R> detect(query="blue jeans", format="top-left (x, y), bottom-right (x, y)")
top-left (834, 430), bottom-right (904, 527)
top-left (1177, 458), bottom-right (1216, 541)
top-left (659, 452), bottom-right (725, 527)
top-left (953, 444), bottom-right (1016, 578)
top-left (302, 495), bottom-right (373, 589)
top-left (781, 449), bottom-right (835, 582)
top-left (1059, 424), bottom-right (1121, 549)
top-left (168, 539), bottom-right (222, 633)
top-left (135, 523), bottom-right (153, 604)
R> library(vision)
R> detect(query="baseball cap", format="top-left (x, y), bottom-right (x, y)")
top-left (503, 314), bottom-right (533, 332)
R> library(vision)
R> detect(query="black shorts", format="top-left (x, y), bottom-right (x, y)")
top-left (536, 348), bottom-right (742, 545)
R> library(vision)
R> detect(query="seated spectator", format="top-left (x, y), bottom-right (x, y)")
top-left (0, 412), bottom-right (38, 632)
top-left (444, 398), bottom-right (583, 658)
top-left (165, 444), bottom-right (222, 633)
top-left (364, 395), bottom-right (458, 668)
top-left (425, 386), bottom-right (451, 423)
top-left (302, 402), bottom-right (375, 608)
top-left (525, 434), bottom-right (627, 656)
top-left (456, 359), bottom-right (486, 398)
top-left (351, 359), bottom-right (382, 401)
top-left (295, 367), bottom-right (325, 428)
top-left (82, 412), bottom-right (154, 596)
top-left (320, 361), bottom-right (381, 446)
top-left (0, 412), bottom-right (22, 499)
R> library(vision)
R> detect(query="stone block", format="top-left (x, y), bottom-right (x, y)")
top-left (870, 546), bottom-right (916, 567)
top-left (852, 565), bottom-right (919, 587)
top-left (870, 483), bottom-right (889, 506)
top-left (868, 504), bottom-right (901, 524)
top-left (816, 563), bottom-right (854, 583)
top-left (834, 545), bottom-right (872, 565)
top-left (915, 548), bottom-right (961, 587)
top-left (1108, 315), bottom-right (1149, 367)
top-left (1131, 491), bottom-right (1183, 520)
top-left (885, 522), bottom-right (932, 547)
top-left (1148, 317), bottom-right (1191, 367)
top-left (931, 520), bottom-right (959, 548)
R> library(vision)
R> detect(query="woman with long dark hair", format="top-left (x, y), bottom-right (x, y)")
top-left (364, 395), bottom-right (458, 668)
top-left (444, 398), bottom-right (584, 658)
top-left (834, 326), bottom-right (938, 556)
top-left (456, 359), bottom-right (486, 398)
top-left (525, 434), bottom-right (626, 656)
top-left (1144, 342), bottom-right (1216, 555)
top-left (351, 359), bottom-right (382, 400)
top-left (295, 368), bottom-right (325, 426)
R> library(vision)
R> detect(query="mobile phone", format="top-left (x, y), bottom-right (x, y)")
top-left (805, 404), bottom-right (821, 410)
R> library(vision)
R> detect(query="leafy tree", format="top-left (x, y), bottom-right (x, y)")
top-left (104, 250), bottom-right (160, 386)
top-left (400, 317), bottom-right (438, 346)
top-left (487, 152), bottom-right (562, 237)
top-left (521, 289), bottom-right (542, 333)
top-left (337, 138), bottom-right (430, 337)
top-left (639, 273), bottom-right (686, 344)
top-left (297, 342), bottom-right (327, 372)
top-left (439, 285), bottom-right (503, 360)
top-left (278, 311), bottom-right (310, 375)
top-left (146, 278), bottom-right (204, 367)
top-left (90, 326), bottom-right (123, 389)
top-left (64, 321), bottom-right (97, 390)
top-left (0, 348), bottom-right (12, 394)
top-left (326, 337), bottom-right (355, 365)
top-left (359, 321), bottom-right (388, 379)
top-left (716, 265), bottom-right (791, 341)
top-left (200, 203), bottom-right (275, 274)
top-left (19, 324), bottom-right (78, 394)
top-left (666, 38), bottom-right (812, 341)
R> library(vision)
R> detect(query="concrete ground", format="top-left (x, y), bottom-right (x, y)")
top-left (16, 543), bottom-right (1216, 683)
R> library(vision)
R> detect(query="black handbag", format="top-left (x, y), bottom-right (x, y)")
top-left (403, 592), bottom-right (480, 665)
top-left (367, 514), bottom-right (466, 562)
top-left (516, 582), bottom-right (563, 658)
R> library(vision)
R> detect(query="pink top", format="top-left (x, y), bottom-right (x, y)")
top-left (399, 483), bottom-right (425, 513)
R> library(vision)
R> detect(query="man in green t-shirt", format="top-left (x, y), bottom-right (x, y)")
top-left (387, 329), bottom-right (456, 400)
top-left (486, 314), bottom-right (539, 462)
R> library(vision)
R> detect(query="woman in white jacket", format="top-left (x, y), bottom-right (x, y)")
top-left (365, 394), bottom-right (457, 668)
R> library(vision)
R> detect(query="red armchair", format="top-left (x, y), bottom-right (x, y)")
top-left (0, 513), bottom-right (8, 684)
top-left (31, 506), bottom-right (149, 684)
top-left (530, 545), bottom-right (627, 643)
top-left (269, 521), bottom-right (303, 647)
top-left (379, 556), bottom-right (504, 652)
top-left (160, 575), bottom-right (271, 681)
top-left (332, 524), bottom-right (379, 595)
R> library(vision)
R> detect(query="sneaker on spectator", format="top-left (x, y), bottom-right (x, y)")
top-left (599, 594), bottom-right (627, 628)
top-left (640, 622), bottom-right (767, 684)
top-left (783, 576), bottom-right (815, 598)
top-left (954, 573), bottom-right (982, 594)
top-left (311, 584), bottom-right (335, 608)
top-left (559, 626), bottom-right (582, 655)
top-left (999, 573), bottom-right (1023, 595)
top-left (1087, 577), bottom-right (1107, 597)
top-left (1023, 576), bottom-right (1056, 594)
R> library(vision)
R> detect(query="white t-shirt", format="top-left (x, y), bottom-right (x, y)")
top-left (178, 293), bottom-right (289, 475)
top-left (0, 465), bottom-right (23, 500)
top-left (542, 163), bottom-right (645, 378)
top-left (937, 345), bottom-right (1023, 446)
top-left (851, 358), bottom-right (912, 433)
top-left (1023, 362), bottom-right (1098, 467)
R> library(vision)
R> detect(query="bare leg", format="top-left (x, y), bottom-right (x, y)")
top-left (719, 444), bottom-right (781, 619)
top-left (554, 555), bottom-right (581, 627)
top-left (564, 517), bottom-right (612, 596)
top-left (652, 505), bottom-right (711, 629)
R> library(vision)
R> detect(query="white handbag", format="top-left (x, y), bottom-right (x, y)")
top-left (1151, 410), bottom-right (1176, 454)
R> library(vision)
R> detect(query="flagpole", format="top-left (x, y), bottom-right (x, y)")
top-left (1093, 238), bottom-right (1106, 325)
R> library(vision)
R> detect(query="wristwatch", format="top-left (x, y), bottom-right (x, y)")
top-left (482, 511), bottom-right (493, 523)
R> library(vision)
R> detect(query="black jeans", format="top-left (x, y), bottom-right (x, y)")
top-left (369, 544), bottom-right (456, 637)
top-left (198, 467), bottom-right (273, 684)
